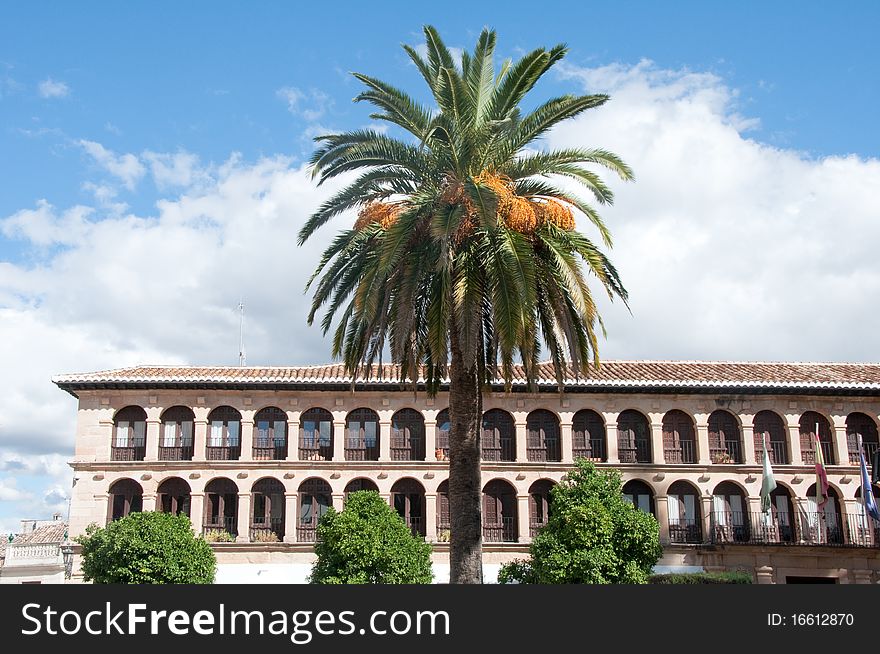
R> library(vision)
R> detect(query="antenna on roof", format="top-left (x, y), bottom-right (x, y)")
top-left (238, 299), bottom-right (246, 367)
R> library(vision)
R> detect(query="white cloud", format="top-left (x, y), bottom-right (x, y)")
top-left (142, 150), bottom-right (211, 191)
top-left (276, 86), bottom-right (331, 121)
top-left (78, 139), bottom-right (145, 190)
top-left (547, 59), bottom-right (880, 361)
top-left (0, 199), bottom-right (92, 247)
top-left (0, 478), bottom-right (32, 502)
top-left (38, 78), bottom-right (69, 98)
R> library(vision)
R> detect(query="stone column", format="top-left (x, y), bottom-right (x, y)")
top-left (239, 419), bottom-right (254, 461)
top-left (787, 423), bottom-right (803, 465)
top-left (696, 423), bottom-right (711, 465)
top-left (379, 421), bottom-right (391, 461)
top-left (284, 493), bottom-right (298, 543)
top-left (515, 422), bottom-right (528, 462)
top-left (517, 494), bottom-right (531, 543)
top-left (651, 422), bottom-right (666, 464)
top-left (833, 425), bottom-right (849, 467)
top-left (287, 420), bottom-right (299, 461)
top-left (742, 423), bottom-right (757, 465)
top-left (236, 493), bottom-right (251, 542)
top-left (424, 421), bottom-right (437, 462)
top-left (99, 420), bottom-right (113, 461)
top-left (189, 493), bottom-right (205, 534)
top-left (605, 421), bottom-right (619, 464)
top-left (755, 565), bottom-right (775, 584)
top-left (142, 493), bottom-right (157, 512)
top-left (425, 493), bottom-right (437, 542)
top-left (332, 493), bottom-right (345, 512)
top-left (145, 419), bottom-right (160, 461)
top-left (333, 421), bottom-right (346, 462)
top-left (700, 495), bottom-right (714, 543)
top-left (193, 419), bottom-right (208, 463)
top-left (560, 422), bottom-right (573, 464)
top-left (655, 496), bottom-right (670, 544)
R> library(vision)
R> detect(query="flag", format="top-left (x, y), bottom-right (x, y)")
top-left (760, 433), bottom-right (777, 513)
top-left (814, 427), bottom-right (829, 510)
top-left (858, 436), bottom-right (880, 522)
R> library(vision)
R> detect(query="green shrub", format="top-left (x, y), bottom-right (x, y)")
top-left (499, 460), bottom-right (663, 584)
top-left (649, 571), bottom-right (753, 584)
top-left (76, 511), bottom-right (216, 584)
top-left (309, 491), bottom-right (433, 584)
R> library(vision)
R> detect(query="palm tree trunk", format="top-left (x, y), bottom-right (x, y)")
top-left (447, 322), bottom-right (483, 584)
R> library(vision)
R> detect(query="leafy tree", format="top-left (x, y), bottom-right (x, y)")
top-left (300, 25), bottom-right (631, 583)
top-left (76, 512), bottom-right (216, 584)
top-left (309, 491), bottom-right (433, 584)
top-left (498, 460), bottom-right (662, 584)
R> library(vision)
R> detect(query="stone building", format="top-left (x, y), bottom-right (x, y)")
top-left (0, 516), bottom-right (68, 584)
top-left (54, 361), bottom-right (880, 583)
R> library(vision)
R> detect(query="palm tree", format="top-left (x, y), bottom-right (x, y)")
top-left (298, 25), bottom-right (632, 583)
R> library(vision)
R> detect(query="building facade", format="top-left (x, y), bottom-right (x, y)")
top-left (0, 517), bottom-right (68, 584)
top-left (54, 361), bottom-right (880, 584)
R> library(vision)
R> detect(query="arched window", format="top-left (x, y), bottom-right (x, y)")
top-left (753, 411), bottom-right (788, 464)
top-left (846, 412), bottom-right (879, 465)
top-left (526, 410), bottom-right (561, 462)
top-left (344, 478), bottom-right (379, 503)
top-left (251, 478), bottom-right (285, 542)
top-left (391, 409), bottom-right (425, 461)
top-left (299, 408), bottom-right (333, 461)
top-left (712, 481), bottom-right (749, 543)
top-left (160, 406), bottom-right (194, 461)
top-left (254, 407), bottom-right (287, 460)
top-left (391, 478), bottom-right (426, 538)
top-left (572, 410), bottom-right (606, 462)
top-left (483, 480), bottom-right (518, 542)
top-left (708, 410), bottom-right (742, 464)
top-left (206, 407), bottom-right (241, 461)
top-left (802, 484), bottom-right (843, 545)
top-left (663, 410), bottom-right (697, 464)
top-left (435, 410), bottom-right (450, 461)
top-left (482, 409), bottom-right (515, 461)
top-left (853, 487), bottom-right (880, 545)
top-left (529, 480), bottom-right (555, 537)
top-left (800, 412), bottom-right (834, 465)
top-left (298, 478), bottom-right (332, 543)
top-left (622, 480), bottom-right (655, 516)
top-left (112, 406), bottom-right (146, 461)
top-left (768, 486), bottom-right (795, 543)
top-left (203, 478), bottom-right (238, 537)
top-left (345, 409), bottom-right (379, 461)
top-left (108, 479), bottom-right (142, 522)
top-left (437, 480), bottom-right (450, 541)
top-left (157, 477), bottom-right (191, 517)
top-left (617, 410), bottom-right (651, 463)
top-left (667, 481), bottom-right (702, 543)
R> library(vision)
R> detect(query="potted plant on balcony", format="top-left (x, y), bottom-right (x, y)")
top-left (711, 451), bottom-right (733, 464)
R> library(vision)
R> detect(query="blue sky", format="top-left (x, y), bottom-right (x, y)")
top-left (1, 2), bottom-right (879, 532)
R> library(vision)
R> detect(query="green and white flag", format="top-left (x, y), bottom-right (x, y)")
top-left (760, 433), bottom-right (777, 513)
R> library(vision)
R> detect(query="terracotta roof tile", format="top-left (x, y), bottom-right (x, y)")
top-left (12, 523), bottom-right (67, 545)
top-left (52, 360), bottom-right (880, 393)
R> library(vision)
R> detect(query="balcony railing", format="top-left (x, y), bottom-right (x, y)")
top-left (482, 440), bottom-right (516, 462)
top-left (527, 441), bottom-right (561, 462)
top-left (299, 440), bottom-right (333, 461)
top-left (391, 440), bottom-right (425, 461)
top-left (253, 439), bottom-right (287, 460)
top-left (710, 440), bottom-right (742, 464)
top-left (111, 440), bottom-right (146, 461)
top-left (530, 520), bottom-right (548, 538)
top-left (404, 516), bottom-right (425, 538)
top-left (618, 439), bottom-right (651, 463)
top-left (699, 511), bottom-right (880, 547)
top-left (573, 438), bottom-right (606, 462)
top-left (206, 445), bottom-right (241, 461)
top-left (801, 441), bottom-right (835, 465)
top-left (250, 516), bottom-right (284, 542)
top-left (483, 516), bottom-right (517, 543)
top-left (297, 523), bottom-right (320, 543)
top-left (159, 444), bottom-right (193, 461)
top-left (849, 441), bottom-right (879, 466)
top-left (345, 439), bottom-right (379, 461)
top-left (755, 440), bottom-right (789, 465)
top-left (664, 440), bottom-right (697, 464)
top-left (668, 518), bottom-right (702, 544)
top-left (203, 516), bottom-right (237, 538)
